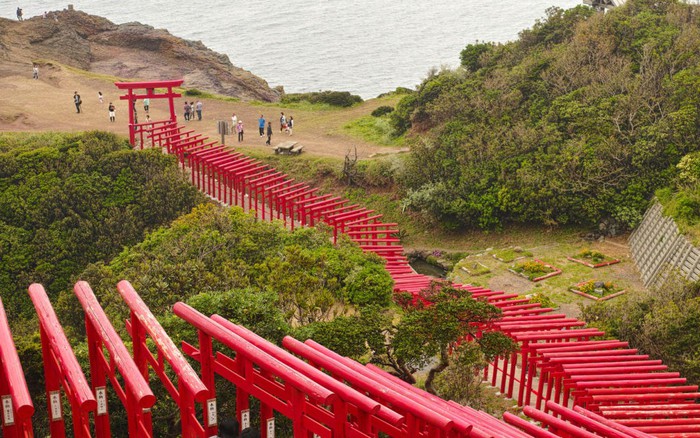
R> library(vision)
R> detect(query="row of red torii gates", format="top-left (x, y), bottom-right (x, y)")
top-left (0, 80), bottom-right (697, 437)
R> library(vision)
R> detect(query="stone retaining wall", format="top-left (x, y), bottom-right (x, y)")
top-left (629, 201), bottom-right (700, 288)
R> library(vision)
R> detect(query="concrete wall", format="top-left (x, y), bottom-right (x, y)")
top-left (629, 201), bottom-right (700, 288)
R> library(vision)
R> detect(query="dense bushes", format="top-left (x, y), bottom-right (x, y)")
top-left (582, 274), bottom-right (700, 384)
top-left (371, 105), bottom-right (394, 117)
top-left (55, 204), bottom-right (393, 329)
top-left (0, 132), bottom-right (204, 317)
top-left (392, 0), bottom-right (700, 230)
top-left (657, 151), bottom-right (700, 244)
top-left (281, 90), bottom-right (363, 107)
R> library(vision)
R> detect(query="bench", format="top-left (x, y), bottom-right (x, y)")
top-left (274, 141), bottom-right (303, 155)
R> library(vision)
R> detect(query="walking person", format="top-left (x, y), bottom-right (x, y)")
top-left (98, 91), bottom-right (104, 103)
top-left (143, 97), bottom-right (150, 113)
top-left (74, 91), bottom-right (82, 113)
top-left (108, 102), bottom-right (116, 122)
top-left (265, 121), bottom-right (273, 145)
top-left (258, 115), bottom-right (265, 137)
top-left (184, 102), bottom-right (190, 121)
top-left (231, 113), bottom-right (238, 128)
top-left (16, 7), bottom-right (23, 21)
top-left (237, 120), bottom-right (244, 142)
top-left (32, 64), bottom-right (38, 79)
top-left (279, 112), bottom-right (286, 133)
top-left (287, 116), bottom-right (294, 135)
top-left (196, 100), bottom-right (203, 120)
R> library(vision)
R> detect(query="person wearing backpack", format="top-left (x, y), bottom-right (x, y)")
top-left (279, 112), bottom-right (286, 133)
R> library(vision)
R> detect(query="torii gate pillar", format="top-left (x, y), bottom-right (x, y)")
top-left (114, 79), bottom-right (184, 146)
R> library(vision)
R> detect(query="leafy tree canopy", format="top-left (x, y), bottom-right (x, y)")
top-left (393, 0), bottom-right (700, 231)
top-left (0, 131), bottom-right (204, 318)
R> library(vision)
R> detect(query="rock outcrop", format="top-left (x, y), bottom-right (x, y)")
top-left (0, 9), bottom-right (281, 101)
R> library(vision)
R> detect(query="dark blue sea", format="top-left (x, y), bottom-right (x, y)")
top-left (8, 0), bottom-right (580, 98)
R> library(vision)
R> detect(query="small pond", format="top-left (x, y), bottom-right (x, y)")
top-left (408, 258), bottom-right (448, 278)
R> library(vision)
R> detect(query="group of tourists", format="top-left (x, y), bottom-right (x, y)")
top-left (67, 87), bottom-right (296, 145)
top-left (249, 112), bottom-right (294, 146)
top-left (184, 101), bottom-right (203, 121)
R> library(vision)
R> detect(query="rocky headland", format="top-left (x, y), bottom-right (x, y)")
top-left (0, 8), bottom-right (281, 101)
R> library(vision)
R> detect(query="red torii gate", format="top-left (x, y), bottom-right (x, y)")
top-left (114, 80), bottom-right (183, 146)
top-left (0, 297), bottom-right (33, 437)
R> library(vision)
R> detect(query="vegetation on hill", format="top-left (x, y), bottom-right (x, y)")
top-left (0, 132), bottom-right (513, 434)
top-left (389, 0), bottom-right (700, 231)
top-left (281, 90), bottom-right (363, 107)
top-left (657, 151), bottom-right (700, 244)
top-left (0, 131), bottom-right (204, 318)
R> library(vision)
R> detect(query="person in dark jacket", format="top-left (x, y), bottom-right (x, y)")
top-left (265, 121), bottom-right (273, 145)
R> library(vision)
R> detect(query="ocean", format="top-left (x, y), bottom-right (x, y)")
top-left (9, 0), bottom-right (581, 98)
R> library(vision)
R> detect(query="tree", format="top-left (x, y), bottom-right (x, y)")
top-left (296, 282), bottom-right (517, 399)
top-left (389, 283), bottom-right (516, 393)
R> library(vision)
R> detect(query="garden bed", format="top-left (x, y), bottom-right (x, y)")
top-left (567, 250), bottom-right (620, 268)
top-left (492, 247), bottom-right (533, 263)
top-left (569, 280), bottom-right (626, 301)
top-left (460, 261), bottom-right (491, 276)
top-left (509, 259), bottom-right (562, 282)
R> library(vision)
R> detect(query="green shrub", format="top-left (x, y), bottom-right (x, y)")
top-left (282, 91), bottom-right (363, 107)
top-left (357, 158), bottom-right (397, 187)
top-left (527, 293), bottom-right (557, 309)
top-left (184, 88), bottom-right (204, 96)
top-left (344, 264), bottom-right (393, 307)
top-left (460, 42), bottom-right (493, 72)
top-left (371, 106), bottom-right (394, 117)
top-left (576, 249), bottom-right (607, 263)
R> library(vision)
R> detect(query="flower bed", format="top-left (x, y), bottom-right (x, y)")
top-left (569, 280), bottom-right (626, 301)
top-left (509, 259), bottom-right (561, 282)
top-left (567, 249), bottom-right (620, 268)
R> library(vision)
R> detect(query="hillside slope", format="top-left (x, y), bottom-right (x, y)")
top-left (392, 0), bottom-right (700, 231)
top-left (0, 8), bottom-right (281, 101)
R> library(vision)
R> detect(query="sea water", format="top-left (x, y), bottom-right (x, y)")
top-left (8, 0), bottom-right (580, 98)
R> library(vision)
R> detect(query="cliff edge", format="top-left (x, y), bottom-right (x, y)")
top-left (0, 9), bottom-right (281, 102)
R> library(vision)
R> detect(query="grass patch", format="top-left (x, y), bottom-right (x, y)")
top-left (244, 149), bottom-right (342, 188)
top-left (492, 247), bottom-right (533, 263)
top-left (343, 116), bottom-right (405, 147)
top-left (567, 249), bottom-right (620, 268)
top-left (459, 260), bottom-right (491, 276)
top-left (175, 87), bottom-right (240, 102)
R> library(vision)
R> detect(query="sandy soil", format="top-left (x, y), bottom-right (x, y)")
top-left (0, 61), bottom-right (406, 160)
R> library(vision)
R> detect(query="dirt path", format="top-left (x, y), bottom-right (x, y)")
top-left (0, 61), bottom-right (406, 160)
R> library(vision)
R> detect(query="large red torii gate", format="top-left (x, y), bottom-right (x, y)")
top-left (114, 80), bottom-right (183, 146)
